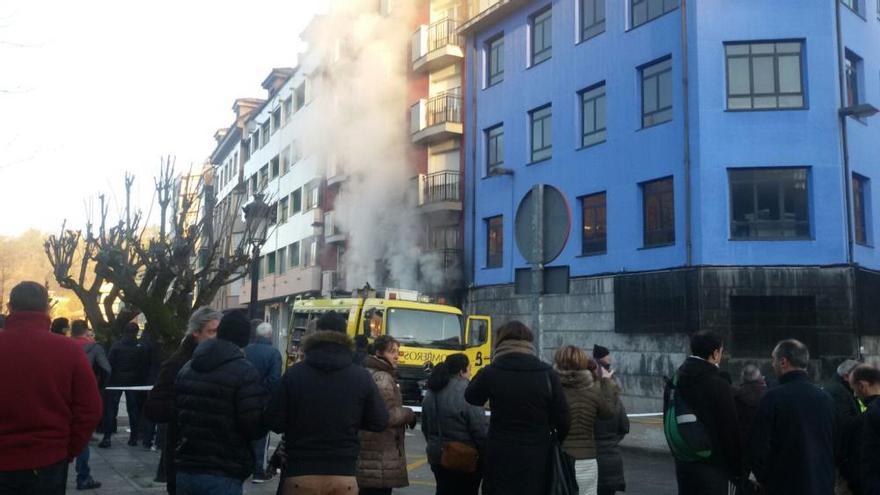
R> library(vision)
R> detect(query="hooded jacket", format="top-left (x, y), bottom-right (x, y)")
top-left (557, 370), bottom-right (614, 459)
top-left (748, 370), bottom-right (835, 495)
top-left (357, 355), bottom-right (415, 489)
top-left (421, 375), bottom-right (489, 466)
top-left (674, 356), bottom-right (742, 477)
top-left (0, 312), bottom-right (103, 470)
top-left (174, 338), bottom-right (268, 480)
top-left (264, 331), bottom-right (388, 478)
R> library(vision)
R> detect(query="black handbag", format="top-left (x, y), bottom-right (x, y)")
top-left (547, 431), bottom-right (578, 495)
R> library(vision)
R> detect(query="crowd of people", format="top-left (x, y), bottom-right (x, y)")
top-left (1, 279), bottom-right (880, 495)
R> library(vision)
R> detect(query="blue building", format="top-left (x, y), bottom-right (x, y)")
top-left (459, 0), bottom-right (880, 409)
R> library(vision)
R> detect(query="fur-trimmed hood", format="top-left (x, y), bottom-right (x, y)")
top-left (555, 369), bottom-right (596, 389)
top-left (303, 330), bottom-right (354, 372)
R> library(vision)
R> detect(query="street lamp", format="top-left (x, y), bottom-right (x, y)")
top-left (243, 192), bottom-right (270, 320)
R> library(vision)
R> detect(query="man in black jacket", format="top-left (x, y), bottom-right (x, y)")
top-left (826, 358), bottom-right (862, 493)
top-left (265, 311), bottom-right (388, 494)
top-left (849, 364), bottom-right (880, 495)
top-left (673, 331), bottom-right (742, 495)
top-left (144, 306), bottom-right (221, 494)
top-left (748, 339), bottom-right (835, 495)
top-left (99, 322), bottom-right (148, 448)
top-left (174, 310), bottom-right (268, 494)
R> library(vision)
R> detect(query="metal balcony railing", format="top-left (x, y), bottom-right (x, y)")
top-left (426, 93), bottom-right (462, 127)
top-left (428, 248), bottom-right (463, 270)
top-left (421, 170), bottom-right (461, 205)
top-left (427, 18), bottom-right (461, 52)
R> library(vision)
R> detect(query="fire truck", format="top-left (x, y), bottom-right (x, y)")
top-left (285, 288), bottom-right (492, 404)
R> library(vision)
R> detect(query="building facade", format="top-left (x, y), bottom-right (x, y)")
top-left (460, 0), bottom-right (880, 411)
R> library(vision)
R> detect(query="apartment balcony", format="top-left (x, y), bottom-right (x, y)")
top-left (460, 0), bottom-right (531, 35)
top-left (417, 170), bottom-right (462, 215)
top-left (411, 18), bottom-right (463, 74)
top-left (326, 156), bottom-right (347, 187)
top-left (323, 211), bottom-right (345, 244)
top-left (410, 93), bottom-right (463, 145)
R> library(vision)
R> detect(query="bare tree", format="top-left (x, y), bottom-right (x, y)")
top-left (45, 157), bottom-right (255, 352)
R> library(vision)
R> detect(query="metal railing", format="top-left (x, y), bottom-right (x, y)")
top-left (426, 93), bottom-right (462, 127)
top-left (429, 248), bottom-right (463, 270)
top-left (427, 18), bottom-right (461, 52)
top-left (421, 170), bottom-right (461, 205)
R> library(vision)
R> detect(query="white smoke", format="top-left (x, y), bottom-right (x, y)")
top-left (302, 0), bottom-right (449, 292)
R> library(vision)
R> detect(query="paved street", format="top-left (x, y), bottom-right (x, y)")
top-left (69, 415), bottom-right (676, 494)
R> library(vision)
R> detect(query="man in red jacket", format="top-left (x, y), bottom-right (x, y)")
top-left (0, 281), bottom-right (103, 494)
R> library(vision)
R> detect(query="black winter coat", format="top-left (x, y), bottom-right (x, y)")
top-left (264, 331), bottom-right (388, 478)
top-left (748, 370), bottom-right (836, 495)
top-left (174, 338), bottom-right (268, 480)
top-left (108, 335), bottom-right (148, 386)
top-left (825, 375), bottom-right (863, 491)
top-left (465, 352), bottom-right (570, 495)
top-left (862, 396), bottom-right (880, 495)
top-left (144, 335), bottom-right (197, 495)
top-left (595, 379), bottom-right (629, 493)
top-left (733, 380), bottom-right (766, 444)
top-left (674, 357), bottom-right (742, 478)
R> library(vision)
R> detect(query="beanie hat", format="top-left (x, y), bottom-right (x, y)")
top-left (593, 344), bottom-right (610, 360)
top-left (217, 311), bottom-right (251, 348)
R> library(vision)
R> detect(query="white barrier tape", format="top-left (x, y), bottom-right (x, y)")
top-left (104, 386), bottom-right (154, 391)
top-left (408, 405), bottom-right (662, 418)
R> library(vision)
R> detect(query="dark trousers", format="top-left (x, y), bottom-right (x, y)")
top-left (102, 389), bottom-right (141, 439)
top-left (431, 464), bottom-right (481, 495)
top-left (675, 461), bottom-right (729, 495)
top-left (359, 489), bottom-right (392, 495)
top-left (0, 459), bottom-right (68, 495)
top-left (597, 490), bottom-right (617, 495)
top-left (75, 445), bottom-right (91, 485)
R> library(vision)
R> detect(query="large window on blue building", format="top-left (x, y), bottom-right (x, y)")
top-left (729, 168), bottom-right (810, 240)
top-left (530, 104), bottom-right (552, 162)
top-left (486, 216), bottom-right (504, 268)
top-left (487, 35), bottom-right (504, 86)
top-left (854, 174), bottom-right (869, 246)
top-left (631, 0), bottom-right (678, 29)
top-left (641, 57), bottom-right (673, 128)
top-left (581, 192), bottom-right (607, 254)
top-left (725, 41), bottom-right (804, 110)
top-left (642, 177), bottom-right (675, 247)
top-left (531, 7), bottom-right (552, 66)
top-left (580, 0), bottom-right (605, 41)
top-left (486, 124), bottom-right (504, 172)
top-left (580, 82), bottom-right (606, 147)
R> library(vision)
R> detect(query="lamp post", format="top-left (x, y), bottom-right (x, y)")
top-left (243, 192), bottom-right (270, 320)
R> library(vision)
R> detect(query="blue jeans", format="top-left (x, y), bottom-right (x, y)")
top-left (176, 472), bottom-right (243, 495)
top-left (75, 445), bottom-right (91, 485)
top-left (252, 435), bottom-right (269, 475)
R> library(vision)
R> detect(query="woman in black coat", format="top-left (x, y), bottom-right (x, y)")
top-left (464, 321), bottom-right (569, 495)
top-left (595, 378), bottom-right (629, 495)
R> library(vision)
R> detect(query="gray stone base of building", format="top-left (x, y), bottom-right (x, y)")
top-left (464, 265), bottom-right (880, 414)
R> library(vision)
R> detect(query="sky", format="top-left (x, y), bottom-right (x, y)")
top-left (0, 0), bottom-right (325, 236)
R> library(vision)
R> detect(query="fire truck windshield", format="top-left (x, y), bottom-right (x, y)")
top-left (385, 308), bottom-right (464, 349)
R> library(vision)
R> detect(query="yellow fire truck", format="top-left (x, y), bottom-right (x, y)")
top-left (285, 289), bottom-right (492, 404)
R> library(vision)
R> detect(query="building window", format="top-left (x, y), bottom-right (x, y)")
top-left (291, 188), bottom-right (302, 214)
top-left (642, 177), bottom-right (675, 246)
top-left (279, 196), bottom-right (289, 224)
top-left (259, 165), bottom-right (269, 189)
top-left (486, 124), bottom-right (504, 172)
top-left (531, 7), bottom-right (552, 66)
top-left (294, 83), bottom-right (306, 110)
top-left (251, 131), bottom-right (259, 155)
top-left (281, 147), bottom-right (290, 175)
top-left (631, 0), bottom-right (678, 29)
top-left (270, 156), bottom-right (280, 179)
top-left (268, 203), bottom-right (277, 227)
top-left (729, 168), bottom-right (810, 240)
top-left (267, 252), bottom-right (276, 275)
top-left (282, 97), bottom-right (292, 124)
top-left (581, 0), bottom-right (605, 41)
top-left (303, 238), bottom-right (318, 267)
top-left (845, 49), bottom-right (862, 108)
top-left (641, 56), bottom-right (673, 128)
top-left (261, 122), bottom-right (270, 146)
top-left (581, 192), bottom-right (607, 254)
top-left (580, 82), bottom-right (606, 147)
top-left (289, 241), bottom-right (300, 267)
top-left (841, 0), bottom-right (859, 14)
top-left (277, 248), bottom-right (286, 274)
top-left (725, 41), bottom-right (805, 110)
top-left (305, 183), bottom-right (320, 210)
top-left (272, 108), bottom-right (281, 133)
top-left (249, 175), bottom-right (258, 195)
top-left (854, 174), bottom-right (869, 245)
top-left (530, 104), bottom-right (552, 162)
top-left (486, 216), bottom-right (503, 268)
top-left (487, 35), bottom-right (504, 86)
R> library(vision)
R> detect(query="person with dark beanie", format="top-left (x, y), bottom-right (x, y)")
top-left (174, 310), bottom-right (269, 495)
top-left (50, 317), bottom-right (70, 336)
top-left (465, 321), bottom-right (570, 495)
top-left (0, 281), bottom-right (102, 494)
top-left (265, 311), bottom-right (388, 495)
top-left (422, 353), bottom-right (488, 495)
